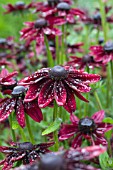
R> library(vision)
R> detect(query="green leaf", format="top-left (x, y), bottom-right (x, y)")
top-left (42, 118), bottom-right (62, 136)
top-left (99, 151), bottom-right (113, 170)
top-left (0, 92), bottom-right (4, 98)
top-left (103, 117), bottom-right (113, 124)
top-left (12, 121), bottom-right (19, 130)
top-left (37, 121), bottom-right (49, 129)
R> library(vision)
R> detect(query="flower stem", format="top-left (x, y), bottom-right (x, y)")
top-left (106, 63), bottom-right (111, 108)
top-left (53, 101), bottom-right (59, 151)
top-left (19, 126), bottom-right (27, 142)
top-left (9, 114), bottom-right (16, 142)
top-left (44, 34), bottom-right (54, 67)
top-left (94, 91), bottom-right (103, 110)
top-left (110, 61), bottom-right (113, 93)
top-left (55, 35), bottom-right (59, 65)
top-left (99, 0), bottom-right (108, 41)
top-left (60, 24), bottom-right (66, 65)
top-left (25, 114), bottom-right (35, 144)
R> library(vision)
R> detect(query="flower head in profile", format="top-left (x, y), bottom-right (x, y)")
top-left (33, 0), bottom-right (72, 17)
top-left (82, 7), bottom-right (113, 27)
top-left (0, 37), bottom-right (14, 50)
top-left (67, 54), bottom-right (103, 70)
top-left (59, 110), bottom-right (113, 148)
top-left (3, 1), bottom-right (34, 14)
top-left (15, 145), bottom-right (105, 170)
top-left (54, 2), bottom-right (85, 24)
top-left (67, 42), bottom-right (84, 54)
top-left (20, 18), bottom-right (62, 46)
top-left (0, 68), bottom-right (18, 87)
top-left (90, 41), bottom-right (113, 64)
top-left (0, 141), bottom-right (54, 170)
top-left (0, 86), bottom-right (43, 128)
top-left (19, 66), bottom-right (100, 114)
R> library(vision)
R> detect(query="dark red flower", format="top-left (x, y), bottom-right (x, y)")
top-left (34, 0), bottom-right (72, 16)
top-left (15, 145), bottom-right (105, 170)
top-left (3, 1), bottom-right (34, 14)
top-left (0, 86), bottom-right (43, 128)
top-left (67, 42), bottom-right (84, 54)
top-left (19, 66), bottom-right (100, 114)
top-left (20, 18), bottom-right (62, 46)
top-left (54, 2), bottom-right (85, 24)
top-left (0, 141), bottom-right (54, 170)
top-left (59, 110), bottom-right (113, 148)
top-left (0, 60), bottom-right (13, 67)
top-left (0, 69), bottom-right (18, 87)
top-left (67, 54), bottom-right (103, 70)
top-left (0, 37), bottom-right (14, 50)
top-left (81, 7), bottom-right (113, 27)
top-left (90, 41), bottom-right (113, 64)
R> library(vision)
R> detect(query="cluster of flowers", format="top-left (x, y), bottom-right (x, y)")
top-left (0, 0), bottom-right (113, 169)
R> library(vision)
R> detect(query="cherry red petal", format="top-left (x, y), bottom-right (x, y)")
top-left (38, 80), bottom-right (54, 108)
top-left (68, 69), bottom-right (101, 83)
top-left (24, 100), bottom-right (43, 122)
top-left (63, 88), bottom-right (76, 113)
top-left (16, 99), bottom-right (25, 128)
top-left (74, 90), bottom-right (89, 102)
top-left (0, 69), bottom-right (9, 78)
top-left (54, 81), bottom-right (67, 106)
top-left (71, 133), bottom-right (82, 148)
top-left (70, 113), bottom-right (79, 124)
top-left (59, 124), bottom-right (78, 140)
top-left (93, 133), bottom-right (108, 146)
top-left (24, 83), bottom-right (40, 102)
top-left (0, 98), bottom-right (15, 122)
top-left (19, 69), bottom-right (49, 85)
top-left (91, 110), bottom-right (105, 123)
top-left (65, 78), bottom-right (91, 92)
top-left (96, 123), bottom-right (113, 134)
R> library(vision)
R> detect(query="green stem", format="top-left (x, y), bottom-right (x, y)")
top-left (44, 34), bottom-right (54, 67)
top-left (99, 0), bottom-right (108, 41)
top-left (96, 27), bottom-right (100, 44)
top-left (9, 115), bottom-right (16, 142)
top-left (19, 126), bottom-right (27, 142)
top-left (55, 35), bottom-right (59, 65)
top-left (25, 114), bottom-right (35, 144)
top-left (84, 25), bottom-right (89, 53)
top-left (60, 24), bottom-right (66, 65)
top-left (53, 102), bottom-right (59, 151)
top-left (84, 93), bottom-right (89, 116)
top-left (94, 91), bottom-right (103, 110)
top-left (110, 61), bottom-right (113, 87)
top-left (106, 63), bottom-right (111, 108)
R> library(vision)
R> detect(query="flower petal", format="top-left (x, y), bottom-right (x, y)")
top-left (24, 100), bottom-right (43, 122)
top-left (91, 110), bottom-right (105, 123)
top-left (63, 88), bottom-right (76, 113)
top-left (19, 68), bottom-right (49, 85)
top-left (65, 78), bottom-right (91, 92)
top-left (59, 124), bottom-right (78, 140)
top-left (74, 90), bottom-right (89, 102)
top-left (24, 83), bottom-right (39, 102)
top-left (16, 99), bottom-right (25, 128)
top-left (38, 80), bottom-right (54, 108)
top-left (68, 68), bottom-right (101, 83)
top-left (71, 133), bottom-right (82, 148)
top-left (96, 123), bottom-right (113, 134)
top-left (93, 133), bottom-right (108, 146)
top-left (0, 98), bottom-right (15, 122)
top-left (54, 81), bottom-right (66, 106)
top-left (70, 113), bottom-right (79, 124)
